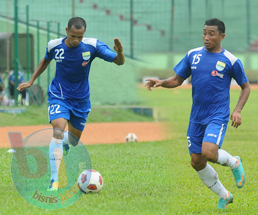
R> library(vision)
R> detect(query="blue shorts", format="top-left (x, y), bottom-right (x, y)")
top-left (186, 121), bottom-right (228, 154)
top-left (48, 95), bottom-right (91, 131)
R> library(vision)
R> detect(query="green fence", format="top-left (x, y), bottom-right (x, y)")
top-left (0, 0), bottom-right (257, 105)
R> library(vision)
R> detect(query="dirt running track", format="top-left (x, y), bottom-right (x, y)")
top-left (0, 122), bottom-right (169, 148)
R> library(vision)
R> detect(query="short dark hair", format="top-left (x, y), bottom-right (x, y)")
top-left (68, 17), bottom-right (86, 30)
top-left (204, 18), bottom-right (225, 34)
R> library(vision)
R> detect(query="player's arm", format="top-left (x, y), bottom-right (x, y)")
top-left (145, 74), bottom-right (185, 91)
top-left (230, 81), bottom-right (250, 128)
top-left (112, 38), bottom-right (125, 65)
top-left (17, 58), bottom-right (51, 91)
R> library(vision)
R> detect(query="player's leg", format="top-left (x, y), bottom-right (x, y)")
top-left (47, 104), bottom-right (70, 191)
top-left (62, 111), bottom-right (90, 155)
top-left (20, 88), bottom-right (27, 105)
top-left (203, 122), bottom-right (245, 188)
top-left (191, 153), bottom-right (232, 209)
top-left (187, 122), bottom-right (231, 209)
top-left (9, 85), bottom-right (15, 105)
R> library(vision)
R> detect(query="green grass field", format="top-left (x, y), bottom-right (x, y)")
top-left (0, 87), bottom-right (257, 214)
top-left (0, 106), bottom-right (154, 127)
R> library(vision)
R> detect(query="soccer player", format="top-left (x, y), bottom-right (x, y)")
top-left (145, 18), bottom-right (250, 209)
top-left (9, 70), bottom-right (27, 105)
top-left (17, 17), bottom-right (125, 191)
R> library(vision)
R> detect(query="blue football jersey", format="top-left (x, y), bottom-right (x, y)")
top-left (45, 37), bottom-right (116, 100)
top-left (174, 47), bottom-right (248, 125)
top-left (9, 70), bottom-right (25, 84)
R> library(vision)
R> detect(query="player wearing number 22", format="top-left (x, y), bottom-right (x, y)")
top-left (145, 18), bottom-right (250, 209)
top-left (17, 17), bottom-right (125, 191)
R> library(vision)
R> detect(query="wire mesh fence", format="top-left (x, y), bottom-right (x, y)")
top-left (0, 0), bottom-right (257, 106)
top-left (1, 0), bottom-right (257, 57)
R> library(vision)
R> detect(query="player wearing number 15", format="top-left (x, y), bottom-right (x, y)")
top-left (145, 18), bottom-right (250, 209)
top-left (17, 17), bottom-right (125, 191)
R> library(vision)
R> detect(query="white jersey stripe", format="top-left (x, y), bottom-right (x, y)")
top-left (216, 124), bottom-right (225, 145)
top-left (48, 38), bottom-right (63, 52)
top-left (223, 50), bottom-right (238, 66)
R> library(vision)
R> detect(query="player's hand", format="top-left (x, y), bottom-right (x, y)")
top-left (17, 81), bottom-right (32, 92)
top-left (113, 38), bottom-right (123, 53)
top-left (230, 110), bottom-right (241, 128)
top-left (145, 79), bottom-right (162, 91)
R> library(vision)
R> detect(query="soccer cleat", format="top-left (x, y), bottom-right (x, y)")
top-left (47, 179), bottom-right (59, 191)
top-left (231, 156), bottom-right (245, 188)
top-left (63, 143), bottom-right (71, 156)
top-left (217, 192), bottom-right (233, 209)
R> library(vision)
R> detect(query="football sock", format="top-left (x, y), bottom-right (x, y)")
top-left (49, 137), bottom-right (63, 181)
top-left (197, 163), bottom-right (228, 199)
top-left (217, 149), bottom-right (238, 169)
top-left (63, 131), bottom-right (79, 146)
top-left (63, 131), bottom-right (69, 145)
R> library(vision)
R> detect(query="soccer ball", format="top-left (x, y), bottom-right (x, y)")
top-left (125, 133), bottom-right (137, 143)
top-left (77, 169), bottom-right (103, 194)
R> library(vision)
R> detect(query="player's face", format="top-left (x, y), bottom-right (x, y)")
top-left (202, 25), bottom-right (225, 53)
top-left (65, 25), bottom-right (85, 48)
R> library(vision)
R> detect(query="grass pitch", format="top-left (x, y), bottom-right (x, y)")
top-left (0, 86), bottom-right (257, 214)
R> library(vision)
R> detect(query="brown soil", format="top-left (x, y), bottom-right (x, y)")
top-left (1, 122), bottom-right (169, 148)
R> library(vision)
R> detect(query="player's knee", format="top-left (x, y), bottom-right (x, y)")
top-left (202, 150), bottom-right (216, 163)
top-left (53, 128), bottom-right (64, 139)
top-left (191, 159), bottom-right (206, 171)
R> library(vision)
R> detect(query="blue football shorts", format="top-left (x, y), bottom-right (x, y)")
top-left (186, 120), bottom-right (228, 154)
top-left (48, 96), bottom-right (91, 131)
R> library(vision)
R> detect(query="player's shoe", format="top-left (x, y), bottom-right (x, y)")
top-left (47, 179), bottom-right (59, 191)
top-left (217, 191), bottom-right (233, 209)
top-left (63, 143), bottom-right (71, 156)
top-left (231, 156), bottom-right (245, 188)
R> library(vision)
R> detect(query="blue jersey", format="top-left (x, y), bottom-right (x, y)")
top-left (174, 47), bottom-right (248, 125)
top-left (9, 70), bottom-right (25, 84)
top-left (45, 37), bottom-right (116, 100)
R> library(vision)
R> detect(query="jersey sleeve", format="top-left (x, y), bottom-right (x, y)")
top-left (231, 59), bottom-right (248, 86)
top-left (173, 53), bottom-right (191, 79)
top-left (95, 40), bottom-right (117, 62)
top-left (44, 46), bottom-right (54, 61)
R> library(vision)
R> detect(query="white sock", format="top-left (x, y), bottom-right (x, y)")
top-left (217, 149), bottom-right (238, 169)
top-left (49, 137), bottom-right (63, 181)
top-left (197, 163), bottom-right (228, 199)
top-left (63, 131), bottom-right (69, 145)
top-left (63, 131), bottom-right (78, 146)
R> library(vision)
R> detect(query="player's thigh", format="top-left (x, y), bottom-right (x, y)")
top-left (69, 111), bottom-right (90, 132)
top-left (48, 103), bottom-right (70, 139)
top-left (67, 111), bottom-right (90, 144)
top-left (67, 121), bottom-right (83, 146)
top-left (187, 122), bottom-right (206, 154)
top-left (202, 142), bottom-right (219, 162)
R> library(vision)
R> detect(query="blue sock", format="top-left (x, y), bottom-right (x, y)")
top-left (49, 138), bottom-right (63, 181)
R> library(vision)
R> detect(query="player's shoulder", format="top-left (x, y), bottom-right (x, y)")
top-left (187, 46), bottom-right (204, 56)
top-left (47, 38), bottom-right (64, 52)
top-left (222, 49), bottom-right (238, 66)
top-left (81, 38), bottom-right (98, 48)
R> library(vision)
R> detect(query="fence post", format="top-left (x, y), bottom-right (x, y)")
top-left (14, 0), bottom-right (19, 106)
top-left (47, 21), bottom-right (50, 88)
top-left (130, 0), bottom-right (133, 58)
top-left (26, 5), bottom-right (30, 81)
top-left (37, 20), bottom-right (41, 106)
